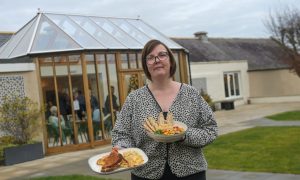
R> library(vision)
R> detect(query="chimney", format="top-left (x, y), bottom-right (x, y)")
top-left (194, 31), bottom-right (208, 42)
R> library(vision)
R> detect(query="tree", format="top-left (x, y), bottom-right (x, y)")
top-left (265, 7), bottom-right (300, 77)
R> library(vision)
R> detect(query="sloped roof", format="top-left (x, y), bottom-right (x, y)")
top-left (0, 32), bottom-right (13, 47)
top-left (0, 12), bottom-right (183, 59)
top-left (173, 37), bottom-right (290, 71)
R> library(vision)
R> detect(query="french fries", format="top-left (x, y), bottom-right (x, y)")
top-left (144, 112), bottom-right (175, 133)
top-left (158, 112), bottom-right (165, 125)
top-left (120, 150), bottom-right (144, 168)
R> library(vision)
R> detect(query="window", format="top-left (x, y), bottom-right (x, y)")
top-left (193, 78), bottom-right (207, 93)
top-left (224, 72), bottom-right (240, 98)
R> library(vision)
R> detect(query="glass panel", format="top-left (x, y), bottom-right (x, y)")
top-left (40, 57), bottom-right (71, 147)
top-left (129, 53), bottom-right (137, 69)
top-left (40, 59), bottom-right (59, 147)
top-left (95, 53), bottom-right (110, 139)
top-left (128, 19), bottom-right (181, 48)
top-left (137, 53), bottom-right (142, 69)
top-left (85, 53), bottom-right (94, 62)
top-left (104, 54), bottom-right (120, 137)
top-left (91, 17), bottom-right (141, 48)
top-left (40, 63), bottom-right (54, 77)
top-left (234, 73), bottom-right (240, 96)
top-left (224, 74), bottom-right (229, 97)
top-left (123, 74), bottom-right (139, 97)
top-left (10, 19), bottom-right (36, 58)
top-left (224, 72), bottom-right (241, 98)
top-left (0, 18), bottom-right (36, 58)
top-left (40, 57), bottom-right (52, 63)
top-left (110, 18), bottom-right (149, 45)
top-left (120, 53), bottom-right (129, 69)
top-left (173, 52), bottom-right (181, 82)
top-left (85, 54), bottom-right (102, 141)
top-left (70, 15), bottom-right (125, 48)
top-left (229, 74), bottom-right (234, 96)
top-left (46, 14), bottom-right (103, 48)
top-left (69, 55), bottom-right (89, 144)
top-left (0, 38), bottom-right (7, 54)
top-left (32, 15), bottom-right (80, 52)
top-left (54, 56), bottom-right (74, 145)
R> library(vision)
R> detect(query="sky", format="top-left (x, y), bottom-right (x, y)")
top-left (0, 0), bottom-right (299, 38)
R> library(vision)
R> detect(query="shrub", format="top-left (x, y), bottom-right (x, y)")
top-left (0, 96), bottom-right (42, 145)
top-left (0, 136), bottom-right (16, 144)
top-left (200, 89), bottom-right (215, 111)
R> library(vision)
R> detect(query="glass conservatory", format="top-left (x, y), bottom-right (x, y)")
top-left (0, 12), bottom-right (190, 154)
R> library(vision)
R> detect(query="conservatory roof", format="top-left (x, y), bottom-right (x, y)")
top-left (0, 12), bottom-right (184, 59)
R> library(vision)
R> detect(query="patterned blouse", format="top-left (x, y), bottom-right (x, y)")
top-left (112, 83), bottom-right (218, 179)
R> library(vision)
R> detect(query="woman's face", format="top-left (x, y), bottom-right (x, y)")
top-left (146, 44), bottom-right (171, 80)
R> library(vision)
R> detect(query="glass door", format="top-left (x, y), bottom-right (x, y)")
top-left (119, 71), bottom-right (147, 106)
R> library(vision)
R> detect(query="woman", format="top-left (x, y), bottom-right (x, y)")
top-left (112, 39), bottom-right (218, 180)
top-left (48, 106), bottom-right (68, 143)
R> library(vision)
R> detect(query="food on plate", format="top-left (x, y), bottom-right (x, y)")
top-left (97, 147), bottom-right (124, 172)
top-left (144, 112), bottom-right (184, 135)
top-left (97, 148), bottom-right (144, 172)
top-left (120, 150), bottom-right (144, 168)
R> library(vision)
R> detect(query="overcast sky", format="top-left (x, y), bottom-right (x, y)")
top-left (1, 0), bottom-right (299, 38)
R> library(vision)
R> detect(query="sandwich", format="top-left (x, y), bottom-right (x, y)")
top-left (98, 147), bottom-right (125, 172)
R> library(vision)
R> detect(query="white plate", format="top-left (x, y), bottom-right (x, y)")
top-left (146, 121), bottom-right (187, 143)
top-left (88, 148), bottom-right (148, 175)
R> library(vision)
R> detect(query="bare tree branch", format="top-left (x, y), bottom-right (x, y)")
top-left (265, 7), bottom-right (300, 77)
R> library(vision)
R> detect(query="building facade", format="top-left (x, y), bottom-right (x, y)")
top-left (173, 32), bottom-right (300, 109)
top-left (0, 12), bottom-right (190, 154)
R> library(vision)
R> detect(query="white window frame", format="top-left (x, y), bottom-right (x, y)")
top-left (223, 71), bottom-right (241, 99)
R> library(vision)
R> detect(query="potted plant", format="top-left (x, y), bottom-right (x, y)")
top-left (0, 95), bottom-right (44, 165)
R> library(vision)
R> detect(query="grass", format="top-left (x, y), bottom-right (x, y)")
top-left (5, 111), bottom-right (300, 178)
top-left (204, 126), bottom-right (300, 174)
top-left (266, 111), bottom-right (300, 121)
top-left (29, 175), bottom-right (117, 180)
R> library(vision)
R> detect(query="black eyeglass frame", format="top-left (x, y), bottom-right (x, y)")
top-left (146, 51), bottom-right (169, 65)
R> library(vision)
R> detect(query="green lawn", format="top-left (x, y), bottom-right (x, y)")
top-left (204, 126), bottom-right (300, 174)
top-left (30, 175), bottom-right (117, 180)
top-left (266, 111), bottom-right (300, 121)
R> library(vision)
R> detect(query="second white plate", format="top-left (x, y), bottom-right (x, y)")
top-left (146, 121), bottom-right (187, 143)
top-left (88, 148), bottom-right (148, 175)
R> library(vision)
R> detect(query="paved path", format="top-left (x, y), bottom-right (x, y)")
top-left (242, 118), bottom-right (300, 127)
top-left (1, 102), bottom-right (300, 180)
top-left (214, 102), bottom-right (300, 135)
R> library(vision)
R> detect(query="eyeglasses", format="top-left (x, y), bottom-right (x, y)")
top-left (146, 51), bottom-right (169, 65)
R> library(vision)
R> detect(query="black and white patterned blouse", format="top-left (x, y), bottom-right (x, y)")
top-left (112, 83), bottom-right (218, 179)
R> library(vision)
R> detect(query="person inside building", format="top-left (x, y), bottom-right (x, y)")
top-left (112, 39), bottom-right (218, 180)
top-left (89, 89), bottom-right (102, 139)
top-left (104, 86), bottom-right (119, 115)
top-left (89, 89), bottom-right (100, 120)
top-left (103, 86), bottom-right (119, 132)
top-left (48, 106), bottom-right (72, 143)
top-left (58, 88), bottom-right (71, 125)
top-left (45, 100), bottom-right (53, 119)
top-left (74, 90), bottom-right (86, 120)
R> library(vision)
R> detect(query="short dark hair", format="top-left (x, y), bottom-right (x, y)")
top-left (141, 39), bottom-right (176, 81)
